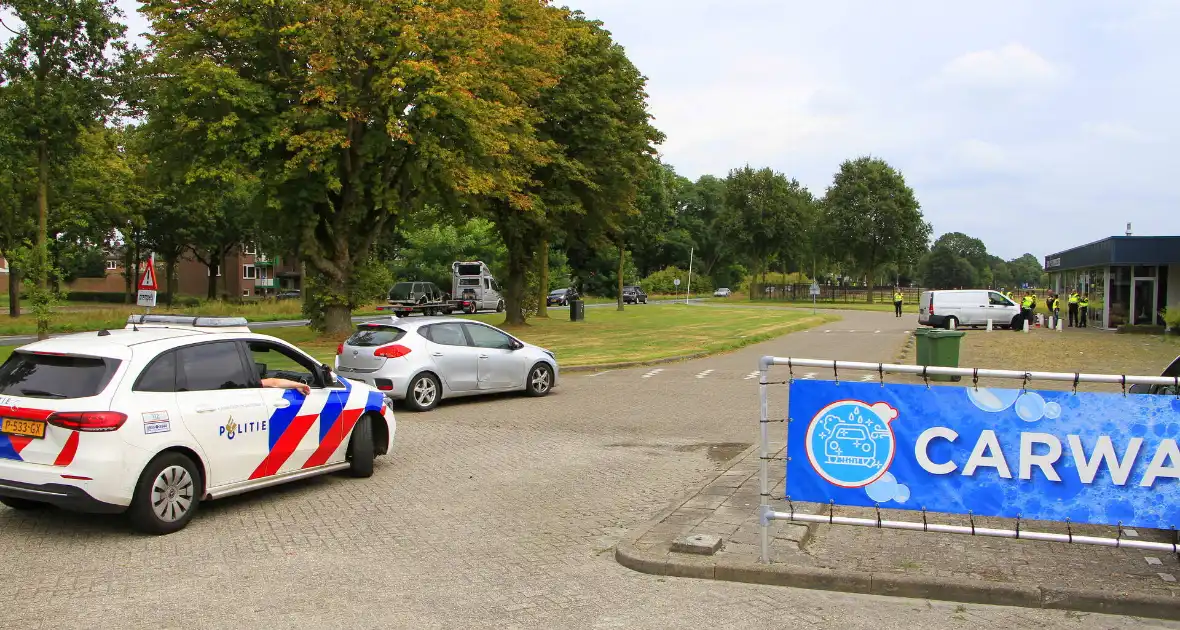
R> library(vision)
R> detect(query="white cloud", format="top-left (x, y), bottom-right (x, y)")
top-left (939, 43), bottom-right (1062, 89)
top-left (1082, 121), bottom-right (1153, 144)
top-left (953, 139), bottom-right (1011, 171)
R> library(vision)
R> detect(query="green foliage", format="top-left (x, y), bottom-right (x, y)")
top-left (820, 157), bottom-right (930, 301)
top-left (55, 242), bottom-right (106, 281)
top-left (390, 218), bottom-right (507, 289)
top-left (1163, 307), bottom-right (1180, 331)
top-left (919, 245), bottom-right (978, 289)
top-left (722, 166), bottom-right (815, 278)
top-left (639, 266), bottom-right (713, 295)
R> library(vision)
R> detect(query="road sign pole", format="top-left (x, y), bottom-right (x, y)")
top-left (685, 247), bottom-right (693, 305)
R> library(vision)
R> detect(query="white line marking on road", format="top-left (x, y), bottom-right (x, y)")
top-left (588, 370), bottom-right (614, 378)
top-left (1125, 528), bottom-right (1139, 537)
top-left (744, 372), bottom-right (759, 380)
top-left (860, 375), bottom-right (875, 382)
top-left (875, 330), bottom-right (881, 334)
top-left (823, 330), bottom-right (831, 333)
top-left (641, 368), bottom-right (664, 379)
top-left (1159, 573), bottom-right (1176, 583)
top-left (1146, 557), bottom-right (1162, 566)
top-left (802, 373), bottom-right (817, 380)
top-left (695, 369), bottom-right (714, 379)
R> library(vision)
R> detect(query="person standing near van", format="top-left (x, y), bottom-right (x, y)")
top-left (1079, 294), bottom-right (1089, 328)
top-left (893, 288), bottom-right (903, 317)
top-left (1020, 291), bottom-right (1035, 328)
top-left (1067, 290), bottom-right (1079, 327)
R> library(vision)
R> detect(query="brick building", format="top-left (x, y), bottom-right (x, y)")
top-left (49, 245), bottom-right (303, 299)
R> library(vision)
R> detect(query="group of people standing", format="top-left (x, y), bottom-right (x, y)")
top-left (1004, 288), bottom-right (1090, 328)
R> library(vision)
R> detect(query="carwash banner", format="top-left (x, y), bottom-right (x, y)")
top-left (785, 380), bottom-right (1180, 530)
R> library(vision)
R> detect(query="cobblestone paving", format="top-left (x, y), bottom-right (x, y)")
top-left (1, 309), bottom-right (1174, 629)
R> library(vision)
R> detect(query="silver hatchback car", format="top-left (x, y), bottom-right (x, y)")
top-left (334, 316), bottom-right (559, 411)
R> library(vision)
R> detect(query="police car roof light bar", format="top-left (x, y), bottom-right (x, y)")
top-left (126, 314), bottom-right (250, 328)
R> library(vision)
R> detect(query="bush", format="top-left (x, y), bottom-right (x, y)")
top-left (640, 267), bottom-right (713, 295)
top-left (63, 291), bottom-right (201, 307)
top-left (1164, 307), bottom-right (1180, 332)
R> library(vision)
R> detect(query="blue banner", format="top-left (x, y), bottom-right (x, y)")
top-left (786, 380), bottom-right (1180, 530)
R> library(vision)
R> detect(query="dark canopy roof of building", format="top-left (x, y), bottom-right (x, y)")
top-left (1044, 236), bottom-right (1180, 271)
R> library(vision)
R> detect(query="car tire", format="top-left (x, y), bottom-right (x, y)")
top-left (0, 496), bottom-right (48, 510)
top-left (526, 363), bottom-right (554, 397)
top-left (466, 303), bottom-right (478, 315)
top-left (406, 372), bottom-right (441, 412)
top-left (496, 300), bottom-right (505, 313)
top-left (347, 415), bottom-right (375, 478)
top-left (1011, 315), bottom-right (1023, 331)
top-left (128, 452), bottom-right (202, 535)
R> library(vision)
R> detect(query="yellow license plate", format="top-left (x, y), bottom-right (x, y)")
top-left (1, 418), bottom-right (46, 439)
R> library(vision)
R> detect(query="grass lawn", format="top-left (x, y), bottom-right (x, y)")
top-left (262, 304), bottom-right (839, 367)
top-left (953, 329), bottom-right (1180, 394)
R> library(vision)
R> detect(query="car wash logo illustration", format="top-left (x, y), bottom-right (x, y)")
top-left (804, 400), bottom-right (898, 488)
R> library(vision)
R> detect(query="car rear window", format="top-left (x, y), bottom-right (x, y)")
top-left (0, 352), bottom-right (120, 399)
top-left (456, 264), bottom-right (481, 276)
top-left (347, 325), bottom-right (407, 347)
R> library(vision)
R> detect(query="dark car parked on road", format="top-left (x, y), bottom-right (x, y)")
top-left (1129, 355), bottom-right (1180, 396)
top-left (622, 285), bottom-right (648, 304)
top-left (547, 288), bottom-right (578, 307)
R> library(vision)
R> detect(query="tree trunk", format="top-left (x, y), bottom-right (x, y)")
top-left (206, 261), bottom-right (218, 300)
top-left (35, 138), bottom-right (50, 340)
top-left (617, 243), bottom-right (625, 312)
top-left (322, 303), bottom-right (352, 336)
top-left (8, 266), bottom-right (20, 318)
top-left (164, 253), bottom-right (179, 306)
top-left (503, 245), bottom-right (527, 327)
top-left (535, 239), bottom-right (549, 318)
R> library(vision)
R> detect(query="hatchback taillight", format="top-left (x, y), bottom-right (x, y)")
top-left (374, 344), bottom-right (412, 359)
top-left (336, 343), bottom-right (344, 355)
top-left (47, 411), bottom-right (127, 432)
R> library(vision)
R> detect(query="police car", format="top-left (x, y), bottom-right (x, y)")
top-left (0, 315), bottom-right (395, 534)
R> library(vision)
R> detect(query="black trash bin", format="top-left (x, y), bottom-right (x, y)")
top-left (569, 299), bottom-right (585, 322)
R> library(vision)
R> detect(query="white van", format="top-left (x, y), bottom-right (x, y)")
top-left (918, 290), bottom-right (1022, 330)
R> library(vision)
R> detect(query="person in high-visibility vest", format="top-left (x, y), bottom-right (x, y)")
top-left (1079, 294), bottom-right (1090, 328)
top-left (1048, 292), bottom-right (1061, 328)
top-left (1067, 291), bottom-right (1079, 327)
top-left (1020, 291), bottom-right (1035, 328)
top-left (892, 288), bottom-right (903, 318)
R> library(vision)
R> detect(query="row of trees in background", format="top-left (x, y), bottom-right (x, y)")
top-left (917, 232), bottom-right (1047, 291)
top-left (0, 1), bottom-right (1044, 337)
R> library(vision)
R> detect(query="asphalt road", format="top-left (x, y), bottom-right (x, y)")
top-left (1, 308), bottom-right (1172, 629)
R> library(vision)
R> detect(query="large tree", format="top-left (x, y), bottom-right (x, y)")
top-left (490, 10), bottom-right (660, 324)
top-left (722, 166), bottom-right (813, 286)
top-left (0, 0), bottom-right (125, 336)
top-left (820, 157), bottom-right (930, 302)
top-left (142, 0), bottom-right (563, 334)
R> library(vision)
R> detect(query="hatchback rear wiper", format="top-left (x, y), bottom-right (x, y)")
top-left (19, 388), bottom-right (67, 399)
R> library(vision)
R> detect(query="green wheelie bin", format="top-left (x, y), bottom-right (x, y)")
top-left (914, 328), bottom-right (964, 382)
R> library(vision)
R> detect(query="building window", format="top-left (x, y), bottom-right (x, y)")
top-left (243, 243), bottom-right (257, 256)
top-left (242, 289), bottom-right (250, 297)
top-left (105, 260), bottom-right (117, 271)
top-left (243, 264), bottom-right (257, 280)
top-left (207, 265), bottom-right (221, 277)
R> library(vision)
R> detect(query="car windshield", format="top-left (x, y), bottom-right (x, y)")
top-left (0, 352), bottom-right (120, 399)
top-left (549, 289), bottom-right (565, 296)
top-left (347, 325), bottom-right (407, 347)
top-left (456, 264), bottom-right (481, 276)
top-left (388, 283), bottom-right (414, 300)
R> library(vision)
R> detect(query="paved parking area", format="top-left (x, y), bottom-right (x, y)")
top-left (2, 308), bottom-right (1175, 629)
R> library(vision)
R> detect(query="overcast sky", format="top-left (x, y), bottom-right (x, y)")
top-left (108, 1), bottom-right (1180, 260)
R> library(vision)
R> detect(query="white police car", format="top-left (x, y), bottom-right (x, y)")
top-left (0, 315), bottom-right (395, 534)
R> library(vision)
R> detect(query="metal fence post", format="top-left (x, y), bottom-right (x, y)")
top-left (759, 356), bottom-right (771, 563)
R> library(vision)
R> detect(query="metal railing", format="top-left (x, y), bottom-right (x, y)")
top-left (756, 357), bottom-right (1180, 563)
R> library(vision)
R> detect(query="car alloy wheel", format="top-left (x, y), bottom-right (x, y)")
top-left (414, 378), bottom-right (437, 407)
top-left (527, 364), bottom-right (553, 396)
top-left (152, 465), bottom-right (195, 523)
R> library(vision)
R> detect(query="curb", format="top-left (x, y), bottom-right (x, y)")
top-left (613, 446), bottom-right (1180, 621)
